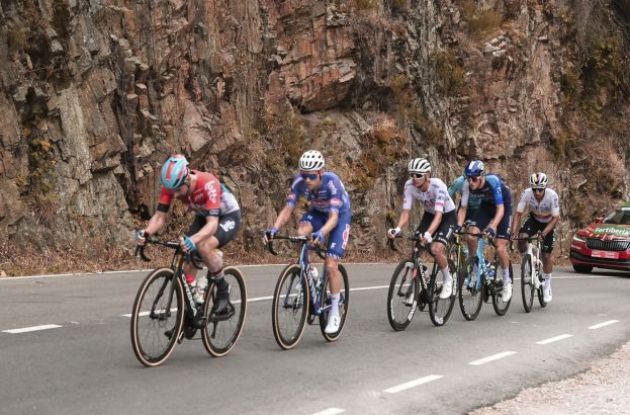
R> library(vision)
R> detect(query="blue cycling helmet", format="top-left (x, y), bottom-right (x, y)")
top-left (464, 160), bottom-right (485, 177)
top-left (160, 155), bottom-right (189, 189)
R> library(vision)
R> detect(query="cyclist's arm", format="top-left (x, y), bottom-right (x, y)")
top-left (457, 182), bottom-right (470, 226)
top-left (489, 204), bottom-right (504, 230)
top-left (144, 210), bottom-right (168, 235)
top-left (510, 211), bottom-right (523, 236)
top-left (427, 211), bottom-right (443, 236)
top-left (272, 204), bottom-right (295, 230)
top-left (395, 209), bottom-right (411, 230)
top-left (542, 215), bottom-right (559, 237)
top-left (319, 210), bottom-right (339, 236)
top-left (190, 215), bottom-right (219, 245)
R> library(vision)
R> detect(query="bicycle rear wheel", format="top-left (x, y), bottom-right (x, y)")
top-left (387, 260), bottom-right (420, 331)
top-left (202, 267), bottom-right (247, 357)
top-left (520, 255), bottom-right (535, 313)
top-left (319, 264), bottom-right (350, 342)
top-left (492, 261), bottom-right (513, 316)
top-left (130, 268), bottom-right (184, 367)
top-left (458, 260), bottom-right (482, 321)
top-left (428, 260), bottom-right (457, 326)
top-left (537, 273), bottom-right (548, 308)
top-left (272, 264), bottom-right (309, 350)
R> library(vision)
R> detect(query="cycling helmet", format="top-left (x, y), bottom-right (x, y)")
top-left (160, 155), bottom-right (189, 189)
top-left (464, 160), bottom-right (485, 177)
top-left (299, 150), bottom-right (325, 171)
top-left (529, 172), bottom-right (548, 188)
top-left (408, 158), bottom-right (432, 174)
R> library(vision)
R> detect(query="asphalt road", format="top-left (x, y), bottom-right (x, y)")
top-left (1, 264), bottom-right (628, 415)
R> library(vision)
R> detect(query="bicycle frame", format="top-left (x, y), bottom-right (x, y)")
top-left (390, 237), bottom-right (432, 302)
top-left (524, 236), bottom-right (543, 290)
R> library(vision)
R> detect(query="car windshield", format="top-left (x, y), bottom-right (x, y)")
top-left (604, 209), bottom-right (630, 225)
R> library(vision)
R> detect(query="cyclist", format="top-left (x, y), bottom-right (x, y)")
top-left (135, 155), bottom-right (241, 316)
top-left (387, 158), bottom-right (457, 300)
top-left (457, 160), bottom-right (513, 302)
top-left (264, 150), bottom-right (352, 334)
top-left (511, 172), bottom-right (560, 302)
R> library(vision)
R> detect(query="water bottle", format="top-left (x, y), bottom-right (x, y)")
top-left (308, 265), bottom-right (320, 289)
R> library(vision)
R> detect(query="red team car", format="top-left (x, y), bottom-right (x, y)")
top-left (570, 202), bottom-right (630, 273)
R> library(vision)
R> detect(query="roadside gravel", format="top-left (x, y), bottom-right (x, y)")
top-left (470, 340), bottom-right (630, 415)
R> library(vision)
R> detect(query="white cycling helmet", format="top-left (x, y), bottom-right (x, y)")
top-left (299, 150), bottom-right (325, 171)
top-left (529, 172), bottom-right (548, 188)
top-left (408, 158), bottom-right (432, 174)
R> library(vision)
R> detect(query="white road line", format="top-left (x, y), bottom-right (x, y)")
top-left (469, 351), bottom-right (517, 366)
top-left (588, 320), bottom-right (620, 330)
top-left (312, 408), bottom-right (345, 415)
top-left (3, 324), bottom-right (62, 334)
top-left (384, 374), bottom-right (443, 394)
top-left (536, 334), bottom-right (573, 345)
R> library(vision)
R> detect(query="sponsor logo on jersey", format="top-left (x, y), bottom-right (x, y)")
top-left (220, 219), bottom-right (236, 232)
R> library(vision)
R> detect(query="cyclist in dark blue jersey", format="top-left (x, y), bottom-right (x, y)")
top-left (457, 160), bottom-right (514, 302)
top-left (264, 150), bottom-right (351, 334)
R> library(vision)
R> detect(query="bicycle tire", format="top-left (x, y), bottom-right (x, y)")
top-left (319, 264), bottom-right (350, 342)
top-left (130, 268), bottom-right (184, 367)
top-left (428, 259), bottom-right (457, 326)
top-left (537, 275), bottom-right (548, 308)
top-left (387, 260), bottom-right (420, 331)
top-left (492, 260), bottom-right (513, 316)
top-left (271, 264), bottom-right (309, 350)
top-left (520, 255), bottom-right (535, 313)
top-left (458, 260), bottom-right (482, 321)
top-left (202, 267), bottom-right (248, 357)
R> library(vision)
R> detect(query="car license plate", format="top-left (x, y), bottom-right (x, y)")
top-left (591, 250), bottom-right (619, 259)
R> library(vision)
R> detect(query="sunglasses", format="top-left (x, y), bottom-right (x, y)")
top-left (466, 176), bottom-right (481, 183)
top-left (410, 173), bottom-right (426, 179)
top-left (301, 173), bottom-right (319, 181)
top-left (532, 187), bottom-right (545, 193)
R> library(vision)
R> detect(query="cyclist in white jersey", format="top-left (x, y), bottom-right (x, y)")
top-left (387, 158), bottom-right (457, 299)
top-left (511, 172), bottom-right (560, 302)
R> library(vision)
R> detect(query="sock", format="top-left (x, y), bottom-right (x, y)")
top-left (503, 268), bottom-right (510, 283)
top-left (212, 269), bottom-right (228, 291)
top-left (330, 293), bottom-right (340, 317)
top-left (441, 267), bottom-right (452, 285)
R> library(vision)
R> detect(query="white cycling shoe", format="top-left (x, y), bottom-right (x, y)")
top-left (439, 278), bottom-right (454, 299)
top-left (501, 281), bottom-right (513, 302)
top-left (543, 283), bottom-right (552, 303)
top-left (324, 314), bottom-right (341, 334)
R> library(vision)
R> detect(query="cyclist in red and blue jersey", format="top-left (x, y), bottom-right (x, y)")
top-left (135, 155), bottom-right (240, 316)
top-left (264, 150), bottom-right (351, 334)
top-left (457, 160), bottom-right (514, 302)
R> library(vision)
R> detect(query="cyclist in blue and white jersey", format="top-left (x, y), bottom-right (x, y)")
top-left (449, 167), bottom-right (483, 225)
top-left (387, 158), bottom-right (457, 299)
top-left (457, 160), bottom-right (514, 302)
top-left (511, 172), bottom-right (560, 302)
top-left (264, 150), bottom-right (351, 334)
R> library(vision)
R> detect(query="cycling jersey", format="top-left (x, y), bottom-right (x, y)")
top-left (159, 170), bottom-right (240, 217)
top-left (287, 172), bottom-right (351, 215)
top-left (403, 178), bottom-right (456, 214)
top-left (516, 188), bottom-right (560, 223)
top-left (461, 174), bottom-right (511, 208)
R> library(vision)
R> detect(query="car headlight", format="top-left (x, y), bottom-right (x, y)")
top-left (572, 235), bottom-right (586, 243)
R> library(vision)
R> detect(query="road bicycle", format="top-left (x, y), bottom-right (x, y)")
top-left (386, 234), bottom-right (457, 330)
top-left (130, 238), bottom-right (246, 366)
top-left (266, 235), bottom-right (349, 350)
top-left (458, 233), bottom-right (513, 320)
top-left (514, 233), bottom-right (548, 312)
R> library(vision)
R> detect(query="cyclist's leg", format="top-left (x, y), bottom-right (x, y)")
top-left (183, 215), bottom-right (207, 288)
top-left (297, 211), bottom-right (317, 237)
top-left (323, 211), bottom-right (350, 332)
top-left (541, 227), bottom-right (555, 301)
top-left (518, 216), bottom-right (537, 253)
top-left (495, 202), bottom-right (512, 281)
top-left (430, 211), bottom-right (456, 298)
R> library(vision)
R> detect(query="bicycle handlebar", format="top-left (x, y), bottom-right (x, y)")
top-left (264, 234), bottom-right (326, 259)
top-left (134, 236), bottom-right (204, 268)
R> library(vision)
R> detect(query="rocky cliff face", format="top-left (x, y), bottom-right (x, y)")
top-left (0, 0), bottom-right (628, 273)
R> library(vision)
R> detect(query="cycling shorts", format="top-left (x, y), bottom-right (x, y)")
top-left (416, 210), bottom-right (456, 245)
top-left (519, 214), bottom-right (555, 253)
top-left (188, 211), bottom-right (241, 248)
top-left (472, 202), bottom-right (512, 239)
top-left (300, 209), bottom-right (351, 259)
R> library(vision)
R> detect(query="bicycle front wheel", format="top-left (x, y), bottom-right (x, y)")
top-left (387, 260), bottom-right (420, 331)
top-left (458, 260), bottom-right (482, 321)
top-left (429, 260), bottom-right (457, 326)
top-left (202, 267), bottom-right (247, 357)
top-left (492, 261), bottom-right (514, 316)
top-left (520, 255), bottom-right (535, 313)
top-left (319, 264), bottom-right (350, 342)
top-left (272, 264), bottom-right (309, 350)
top-left (130, 268), bottom-right (184, 367)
